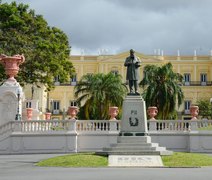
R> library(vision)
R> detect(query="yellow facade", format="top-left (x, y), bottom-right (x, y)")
top-left (24, 51), bottom-right (212, 120)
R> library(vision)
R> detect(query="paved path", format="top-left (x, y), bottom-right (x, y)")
top-left (1, 154), bottom-right (212, 180)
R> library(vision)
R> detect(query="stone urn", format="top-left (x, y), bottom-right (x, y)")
top-left (147, 106), bottom-right (158, 120)
top-left (68, 106), bottom-right (79, 120)
top-left (0, 54), bottom-right (25, 83)
top-left (45, 112), bottom-right (51, 120)
top-left (26, 108), bottom-right (33, 120)
top-left (190, 105), bottom-right (199, 120)
top-left (109, 106), bottom-right (119, 120)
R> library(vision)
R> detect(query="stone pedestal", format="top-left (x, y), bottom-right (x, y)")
top-left (120, 96), bottom-right (148, 136)
top-left (104, 95), bottom-right (172, 167)
top-left (0, 84), bottom-right (24, 126)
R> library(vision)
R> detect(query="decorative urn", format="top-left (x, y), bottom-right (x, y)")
top-left (109, 106), bottom-right (119, 120)
top-left (0, 54), bottom-right (25, 83)
top-left (190, 106), bottom-right (199, 120)
top-left (147, 106), bottom-right (158, 120)
top-left (68, 106), bottom-right (79, 120)
top-left (26, 108), bottom-right (33, 120)
top-left (45, 112), bottom-right (52, 120)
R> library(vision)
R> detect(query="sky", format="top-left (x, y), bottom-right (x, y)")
top-left (2, 0), bottom-right (212, 55)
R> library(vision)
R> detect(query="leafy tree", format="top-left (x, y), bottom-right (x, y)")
top-left (74, 73), bottom-right (127, 120)
top-left (196, 99), bottom-right (212, 119)
top-left (0, 1), bottom-right (75, 90)
top-left (140, 63), bottom-right (184, 120)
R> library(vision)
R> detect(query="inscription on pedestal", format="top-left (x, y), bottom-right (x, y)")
top-left (109, 155), bottom-right (164, 167)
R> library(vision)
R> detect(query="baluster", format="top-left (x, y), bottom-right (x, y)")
top-left (107, 121), bottom-right (110, 131)
top-left (77, 121), bottom-right (79, 131)
top-left (45, 121), bottom-right (47, 131)
top-left (103, 122), bottom-right (106, 131)
top-left (101, 122), bottom-right (104, 131)
top-left (50, 121), bottom-right (53, 131)
top-left (31, 121), bottom-right (33, 132)
top-left (26, 122), bottom-right (28, 132)
top-left (93, 122), bottom-right (96, 131)
top-left (79, 122), bottom-right (82, 131)
top-left (77, 122), bottom-right (80, 131)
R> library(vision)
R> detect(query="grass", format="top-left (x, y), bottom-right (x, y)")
top-left (162, 152), bottom-right (212, 167)
top-left (36, 152), bottom-right (212, 167)
top-left (36, 153), bottom-right (108, 167)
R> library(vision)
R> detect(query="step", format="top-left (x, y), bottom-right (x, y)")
top-left (106, 150), bottom-right (161, 155)
top-left (108, 146), bottom-right (157, 151)
top-left (110, 143), bottom-right (159, 148)
top-left (117, 136), bottom-right (151, 143)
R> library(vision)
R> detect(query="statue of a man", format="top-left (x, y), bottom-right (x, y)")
top-left (124, 49), bottom-right (141, 95)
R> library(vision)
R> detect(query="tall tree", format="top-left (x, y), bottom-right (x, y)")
top-left (74, 73), bottom-right (127, 120)
top-left (196, 99), bottom-right (212, 119)
top-left (140, 63), bottom-right (184, 120)
top-left (0, 1), bottom-right (75, 90)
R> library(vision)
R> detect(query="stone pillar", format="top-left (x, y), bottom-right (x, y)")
top-left (0, 85), bottom-right (24, 126)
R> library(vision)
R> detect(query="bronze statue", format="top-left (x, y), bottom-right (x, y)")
top-left (124, 49), bottom-right (141, 95)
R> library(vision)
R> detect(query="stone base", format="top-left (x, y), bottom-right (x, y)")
top-left (103, 136), bottom-right (172, 156)
top-left (119, 132), bottom-right (148, 136)
top-left (108, 155), bottom-right (163, 167)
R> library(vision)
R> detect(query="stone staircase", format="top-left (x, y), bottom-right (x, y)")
top-left (104, 136), bottom-right (172, 156)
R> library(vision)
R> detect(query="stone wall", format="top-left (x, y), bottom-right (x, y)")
top-left (1, 120), bottom-right (212, 154)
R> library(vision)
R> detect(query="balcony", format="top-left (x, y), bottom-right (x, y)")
top-left (53, 81), bottom-right (78, 86)
top-left (183, 81), bottom-right (212, 86)
top-left (52, 109), bottom-right (60, 115)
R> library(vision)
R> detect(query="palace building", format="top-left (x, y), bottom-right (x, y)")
top-left (23, 51), bottom-right (212, 120)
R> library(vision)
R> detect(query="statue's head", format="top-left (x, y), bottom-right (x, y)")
top-left (130, 49), bottom-right (135, 57)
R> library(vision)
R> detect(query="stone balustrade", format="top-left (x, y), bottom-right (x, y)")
top-left (0, 121), bottom-right (14, 135)
top-left (149, 119), bottom-right (212, 131)
top-left (1, 119), bottom-right (212, 134)
top-left (1, 119), bottom-right (212, 154)
top-left (76, 120), bottom-right (120, 132)
top-left (20, 120), bottom-right (73, 132)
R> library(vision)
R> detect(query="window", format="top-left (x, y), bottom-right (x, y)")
top-left (200, 73), bottom-right (207, 85)
top-left (26, 101), bottom-right (32, 108)
top-left (111, 70), bottom-right (119, 75)
top-left (70, 75), bottom-right (77, 85)
top-left (52, 100), bottom-right (60, 114)
top-left (54, 75), bottom-right (60, 82)
top-left (53, 101), bottom-right (60, 110)
top-left (70, 100), bottom-right (77, 106)
top-left (54, 75), bottom-right (60, 85)
top-left (184, 101), bottom-right (191, 114)
top-left (184, 73), bottom-right (190, 86)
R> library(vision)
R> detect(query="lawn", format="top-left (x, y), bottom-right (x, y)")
top-left (36, 152), bottom-right (212, 167)
top-left (36, 153), bottom-right (108, 167)
top-left (162, 152), bottom-right (212, 167)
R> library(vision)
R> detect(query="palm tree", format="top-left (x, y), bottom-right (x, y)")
top-left (74, 72), bottom-right (127, 120)
top-left (140, 63), bottom-right (184, 120)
